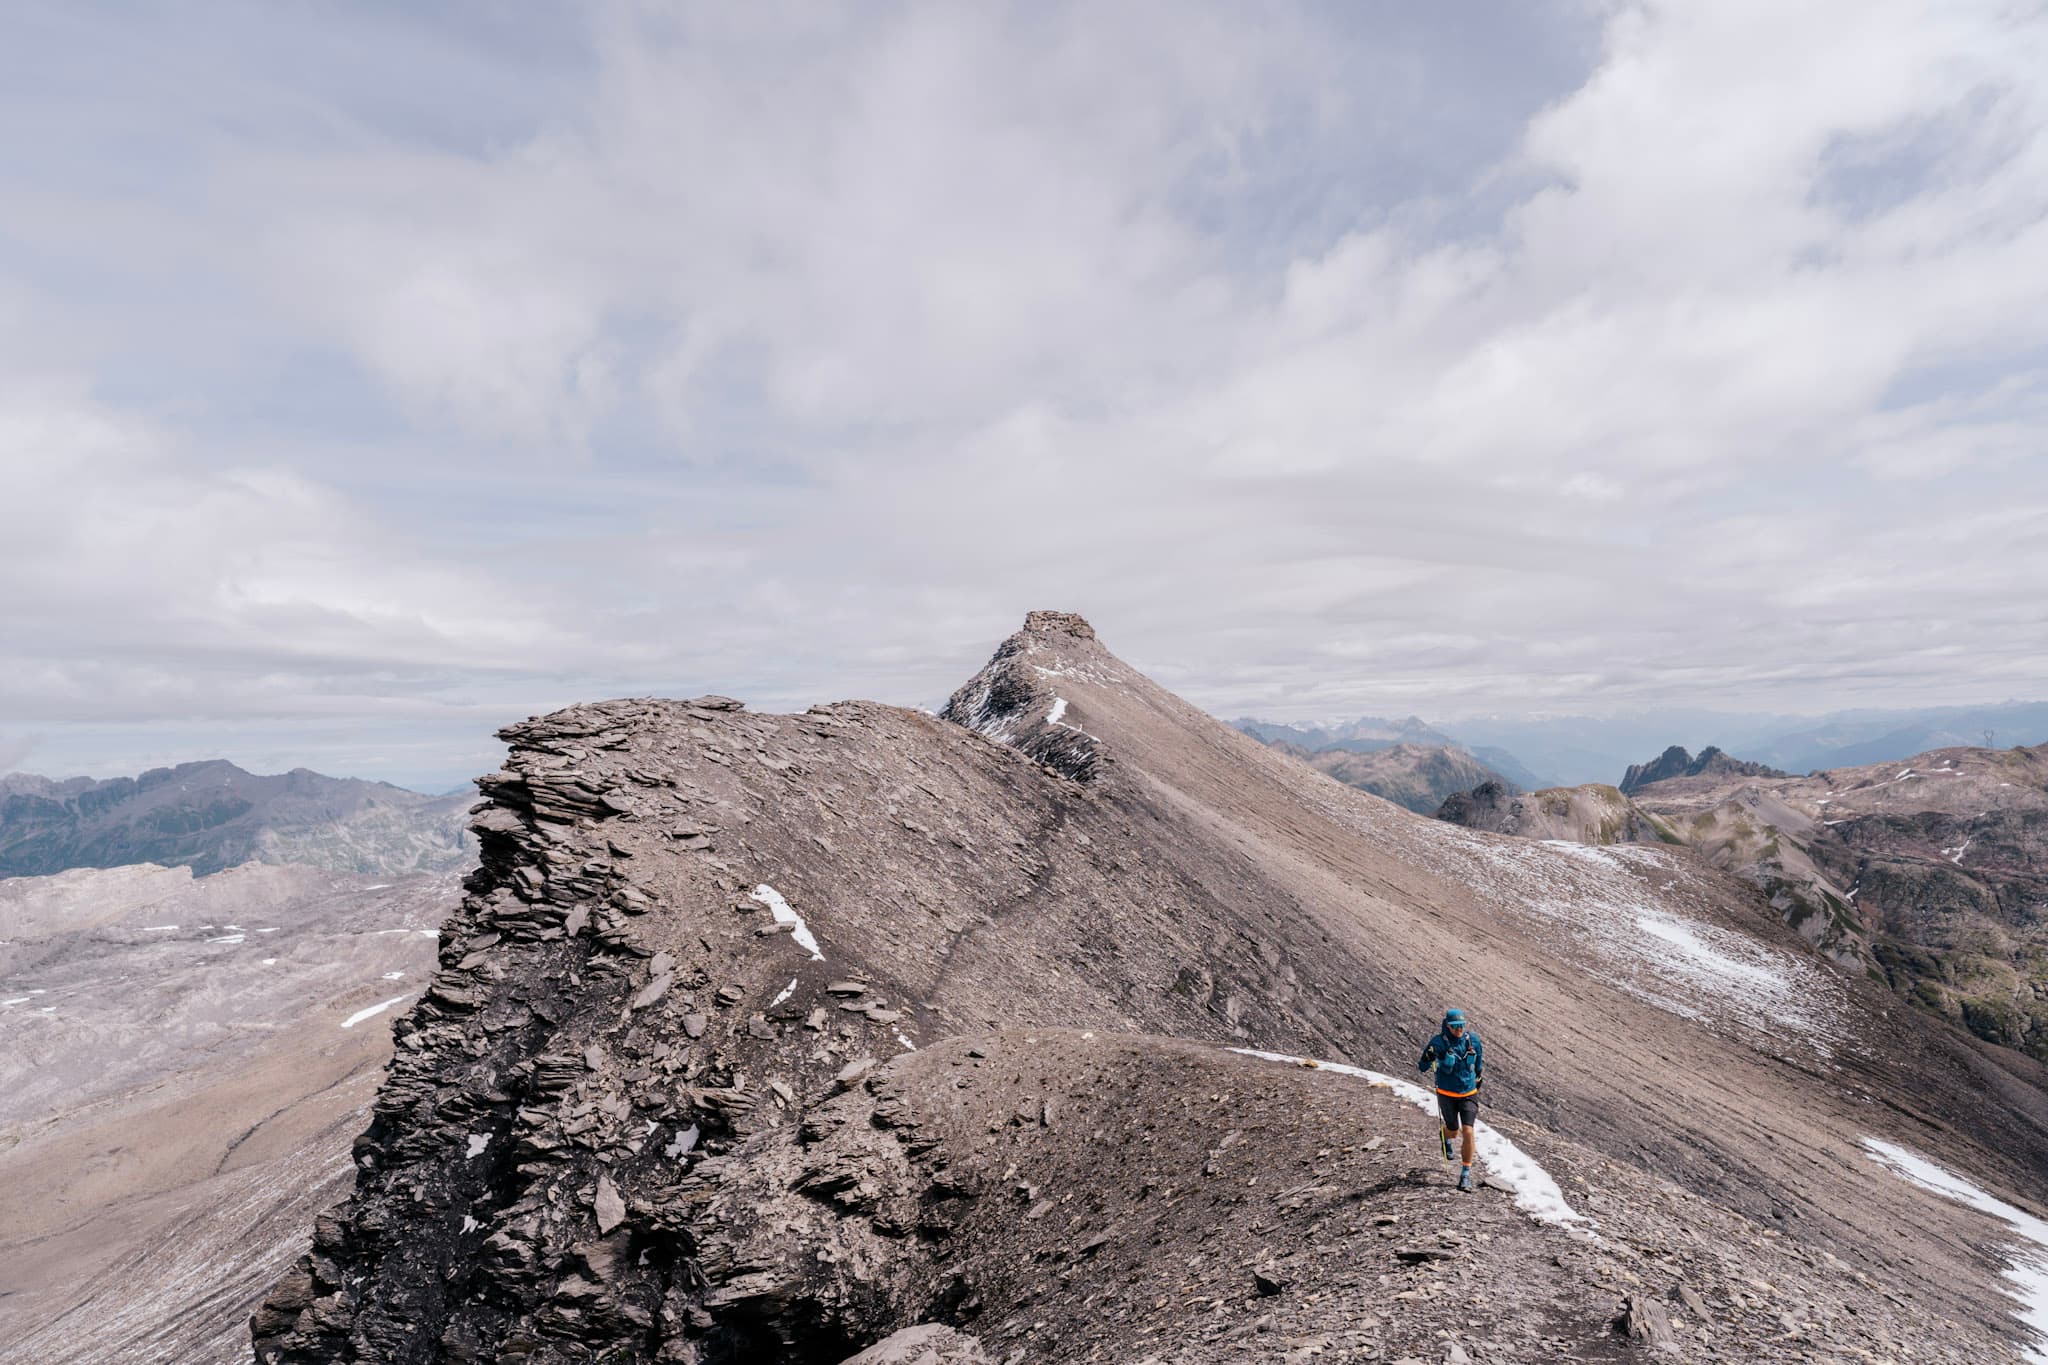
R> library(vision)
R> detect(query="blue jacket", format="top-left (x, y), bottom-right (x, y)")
top-left (1418, 1026), bottom-right (1483, 1097)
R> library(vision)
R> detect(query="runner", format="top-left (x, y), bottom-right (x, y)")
top-left (1418, 1007), bottom-right (1483, 1192)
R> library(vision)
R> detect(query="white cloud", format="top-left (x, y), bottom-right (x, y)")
top-left (0, 0), bottom-right (2044, 786)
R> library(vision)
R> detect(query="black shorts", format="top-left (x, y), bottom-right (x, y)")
top-left (1437, 1094), bottom-right (1478, 1130)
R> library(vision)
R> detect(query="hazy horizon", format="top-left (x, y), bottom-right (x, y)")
top-left (9, 678), bottom-right (2045, 795)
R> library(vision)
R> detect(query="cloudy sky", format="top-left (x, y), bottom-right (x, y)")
top-left (3, 1), bottom-right (2046, 790)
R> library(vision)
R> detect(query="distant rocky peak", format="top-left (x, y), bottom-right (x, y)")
top-left (938, 612), bottom-right (1106, 782)
top-left (1619, 744), bottom-right (1786, 794)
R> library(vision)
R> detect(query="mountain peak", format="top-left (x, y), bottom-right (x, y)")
top-left (1619, 744), bottom-right (1786, 794)
top-left (939, 612), bottom-right (1108, 782)
top-left (1020, 608), bottom-right (1096, 640)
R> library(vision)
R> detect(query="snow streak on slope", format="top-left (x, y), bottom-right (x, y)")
top-left (752, 884), bottom-right (824, 961)
top-left (1386, 823), bottom-right (1846, 1051)
top-left (1233, 1049), bottom-right (1585, 1229)
top-left (1864, 1139), bottom-right (2048, 1361)
top-left (341, 995), bottom-right (411, 1029)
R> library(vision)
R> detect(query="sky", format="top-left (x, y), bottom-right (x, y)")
top-left (2, 0), bottom-right (2046, 792)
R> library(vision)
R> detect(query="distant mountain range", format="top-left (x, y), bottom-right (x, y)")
top-left (1235, 700), bottom-right (2048, 789)
top-left (1232, 716), bottom-right (1549, 793)
top-left (1264, 739), bottom-right (1512, 814)
top-left (0, 759), bottom-right (473, 879)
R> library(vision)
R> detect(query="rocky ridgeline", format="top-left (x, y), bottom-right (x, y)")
top-left (248, 617), bottom-right (2048, 1365)
top-left (247, 648), bottom-right (1391, 1362)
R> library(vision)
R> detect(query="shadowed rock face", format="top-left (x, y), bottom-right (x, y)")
top-left (0, 759), bottom-right (472, 878)
top-left (251, 616), bottom-right (2048, 1365)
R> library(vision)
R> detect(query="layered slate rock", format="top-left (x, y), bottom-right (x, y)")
top-left (253, 616), bottom-right (2048, 1365)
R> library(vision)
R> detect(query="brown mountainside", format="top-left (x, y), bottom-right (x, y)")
top-left (248, 613), bottom-right (2048, 1365)
top-left (0, 864), bottom-right (452, 1364)
top-left (1623, 745), bottom-right (2048, 1060)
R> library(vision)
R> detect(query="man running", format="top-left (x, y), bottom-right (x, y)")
top-left (1417, 1007), bottom-right (1483, 1192)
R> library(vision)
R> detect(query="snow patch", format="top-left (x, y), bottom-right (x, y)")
top-left (140, 925), bottom-right (178, 932)
top-left (752, 885), bottom-right (824, 961)
top-left (382, 971), bottom-right (406, 980)
top-left (461, 1216), bottom-right (479, 1234)
top-left (257, 927), bottom-right (280, 934)
top-left (341, 994), bottom-right (411, 1029)
top-left (1634, 913), bottom-right (1791, 996)
top-left (206, 933), bottom-right (246, 944)
top-left (2, 997), bottom-right (29, 1006)
top-left (465, 1133), bottom-right (490, 1158)
top-left (1233, 1049), bottom-right (1585, 1228)
top-left (896, 1030), bottom-right (918, 1052)
top-left (261, 958), bottom-right (277, 965)
top-left (1864, 1139), bottom-right (2048, 1358)
top-left (769, 977), bottom-right (798, 1007)
top-left (1539, 840), bottom-right (1624, 869)
top-left (1045, 694), bottom-right (1097, 739)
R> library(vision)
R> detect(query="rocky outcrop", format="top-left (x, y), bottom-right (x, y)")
top-left (0, 760), bottom-right (472, 878)
top-left (938, 610), bottom-right (1101, 783)
top-left (251, 616), bottom-right (2048, 1365)
top-left (1619, 745), bottom-right (1788, 795)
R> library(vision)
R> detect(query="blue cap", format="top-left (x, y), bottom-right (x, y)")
top-left (1443, 1008), bottom-right (1467, 1027)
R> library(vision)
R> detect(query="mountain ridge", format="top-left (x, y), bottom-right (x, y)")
top-left (245, 613), bottom-right (2048, 1365)
top-left (0, 758), bottom-right (473, 879)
